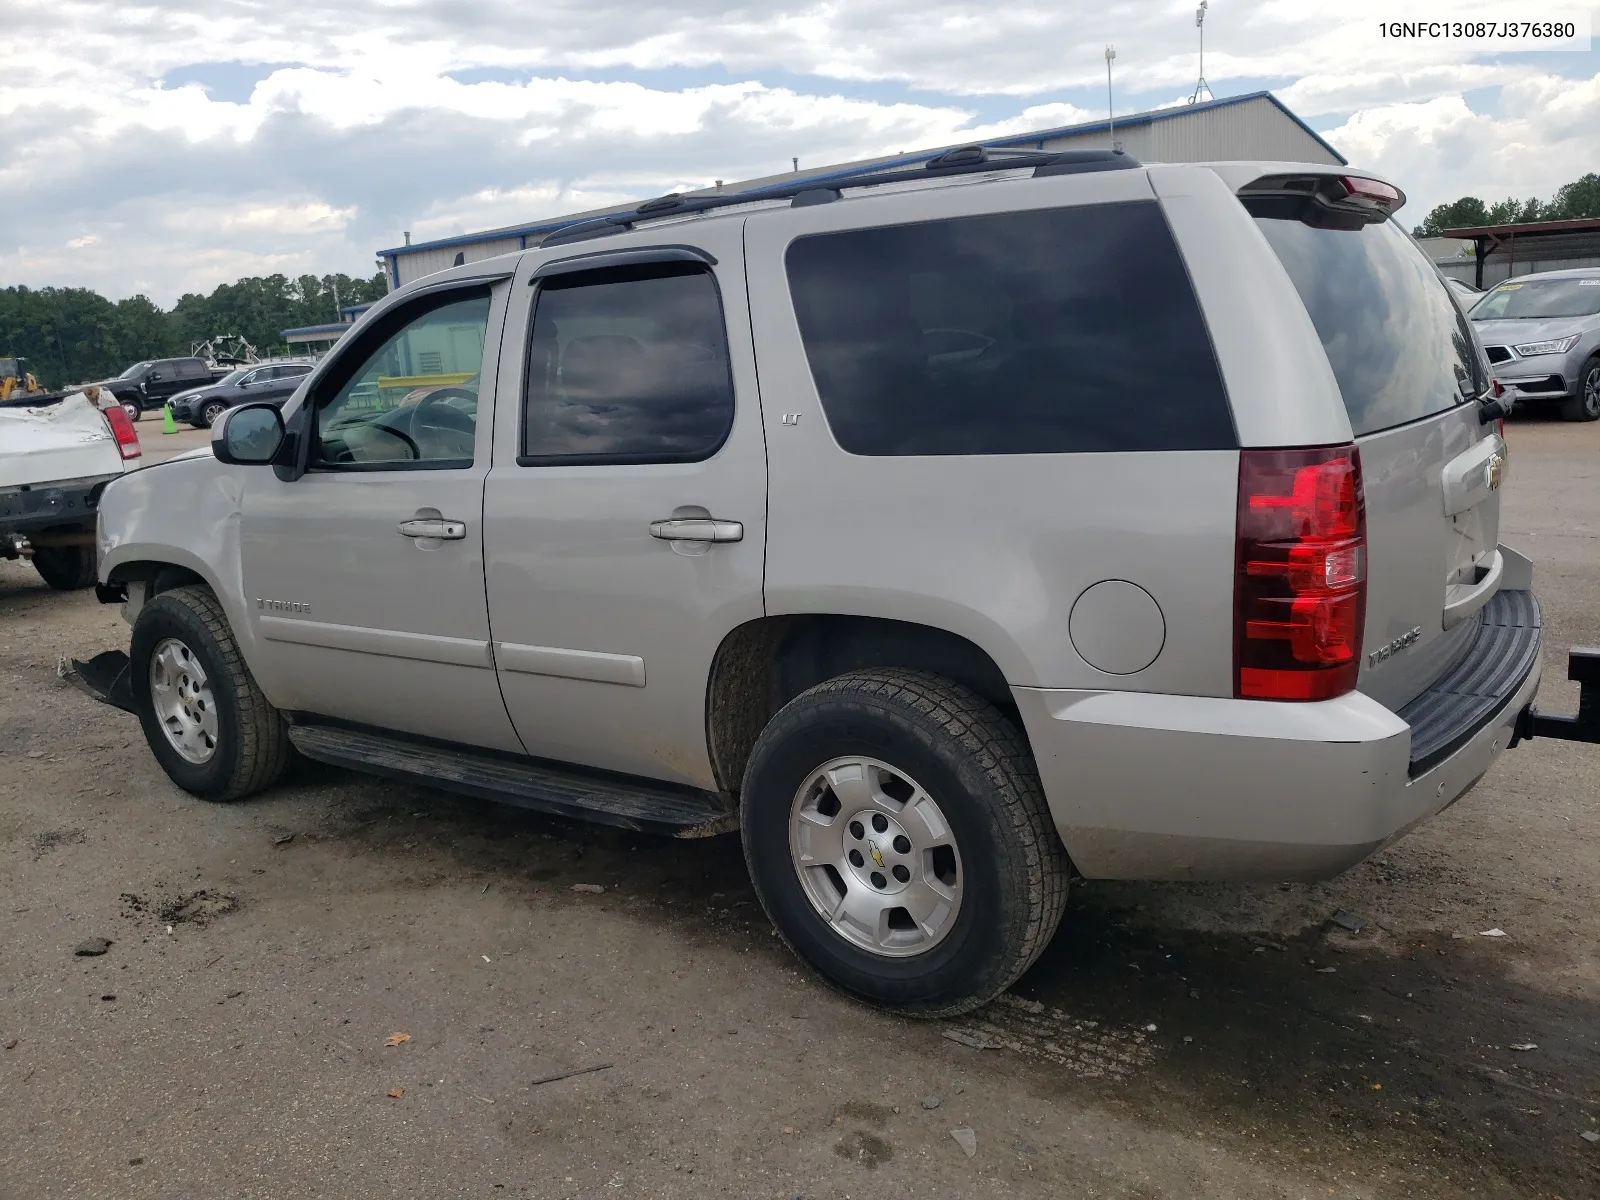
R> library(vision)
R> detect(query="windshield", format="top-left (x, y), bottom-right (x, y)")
top-left (1472, 277), bottom-right (1600, 320)
top-left (1251, 212), bottom-right (1484, 436)
top-left (118, 361), bottom-right (152, 379)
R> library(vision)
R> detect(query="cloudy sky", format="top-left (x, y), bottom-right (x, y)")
top-left (3, 1), bottom-right (1597, 304)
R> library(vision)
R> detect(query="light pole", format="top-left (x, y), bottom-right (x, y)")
top-left (1190, 1), bottom-right (1213, 104)
top-left (1104, 45), bottom-right (1119, 151)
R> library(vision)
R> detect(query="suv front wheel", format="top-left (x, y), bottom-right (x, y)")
top-left (741, 669), bottom-right (1068, 1017)
top-left (130, 585), bottom-right (290, 801)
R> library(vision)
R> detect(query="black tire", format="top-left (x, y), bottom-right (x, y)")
top-left (130, 585), bottom-right (289, 801)
top-left (200, 400), bottom-right (227, 427)
top-left (31, 544), bottom-right (98, 590)
top-left (741, 669), bottom-right (1069, 1017)
top-left (1560, 355), bottom-right (1600, 422)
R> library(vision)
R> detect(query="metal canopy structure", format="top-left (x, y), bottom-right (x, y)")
top-left (1444, 217), bottom-right (1600, 289)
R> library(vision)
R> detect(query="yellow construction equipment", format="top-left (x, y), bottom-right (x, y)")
top-left (0, 357), bottom-right (47, 404)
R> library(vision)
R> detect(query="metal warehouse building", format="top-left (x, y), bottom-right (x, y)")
top-left (378, 90), bottom-right (1344, 289)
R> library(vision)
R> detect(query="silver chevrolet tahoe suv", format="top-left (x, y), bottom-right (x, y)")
top-left (93, 149), bottom-right (1550, 1015)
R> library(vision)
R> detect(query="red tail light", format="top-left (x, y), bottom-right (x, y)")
top-left (1235, 444), bottom-right (1366, 701)
top-left (104, 405), bottom-right (141, 460)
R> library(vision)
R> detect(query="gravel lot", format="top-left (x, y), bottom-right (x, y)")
top-left (2, 413), bottom-right (1597, 1199)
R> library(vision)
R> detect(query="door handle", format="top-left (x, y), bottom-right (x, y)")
top-left (649, 518), bottom-right (743, 543)
top-left (398, 518), bottom-right (467, 540)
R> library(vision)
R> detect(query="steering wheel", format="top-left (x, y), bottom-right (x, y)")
top-left (362, 421), bottom-right (422, 460)
top-left (411, 387), bottom-right (477, 456)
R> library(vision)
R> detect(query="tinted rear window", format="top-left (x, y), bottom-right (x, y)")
top-left (1251, 214), bottom-right (1483, 436)
top-left (784, 202), bottom-right (1235, 456)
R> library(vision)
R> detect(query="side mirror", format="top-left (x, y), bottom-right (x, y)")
top-left (213, 402), bottom-right (285, 465)
top-left (237, 377), bottom-right (253, 388)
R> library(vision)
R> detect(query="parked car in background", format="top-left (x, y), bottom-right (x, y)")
top-left (1, 387), bottom-right (141, 589)
top-left (1445, 277), bottom-right (1481, 304)
top-left (169, 360), bottom-right (315, 428)
top-left (1472, 268), bottom-right (1600, 421)
top-left (96, 358), bottom-right (231, 423)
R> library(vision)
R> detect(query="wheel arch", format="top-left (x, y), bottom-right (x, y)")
top-left (706, 613), bottom-right (1024, 795)
top-left (104, 548), bottom-right (267, 689)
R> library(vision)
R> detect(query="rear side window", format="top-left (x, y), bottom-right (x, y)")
top-left (520, 263), bottom-right (734, 465)
top-left (1251, 214), bottom-right (1483, 436)
top-left (784, 202), bottom-right (1234, 456)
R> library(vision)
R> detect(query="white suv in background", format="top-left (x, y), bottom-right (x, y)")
top-left (91, 149), bottom-right (1556, 1014)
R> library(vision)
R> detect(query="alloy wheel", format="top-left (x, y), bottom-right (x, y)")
top-left (148, 637), bottom-right (218, 764)
top-left (788, 756), bottom-right (964, 958)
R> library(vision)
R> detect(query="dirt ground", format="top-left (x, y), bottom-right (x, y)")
top-left (2, 413), bottom-right (1597, 1199)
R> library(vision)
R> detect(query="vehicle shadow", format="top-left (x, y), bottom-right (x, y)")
top-left (301, 763), bottom-right (1599, 1198)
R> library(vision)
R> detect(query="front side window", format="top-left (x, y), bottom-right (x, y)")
top-left (521, 263), bottom-right (734, 465)
top-left (314, 290), bottom-right (490, 469)
top-left (784, 202), bottom-right (1235, 456)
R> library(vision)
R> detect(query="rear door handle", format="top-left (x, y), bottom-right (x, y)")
top-left (649, 518), bottom-right (743, 543)
top-left (398, 518), bottom-right (467, 540)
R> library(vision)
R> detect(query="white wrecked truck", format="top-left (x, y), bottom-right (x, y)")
top-left (0, 387), bottom-right (143, 589)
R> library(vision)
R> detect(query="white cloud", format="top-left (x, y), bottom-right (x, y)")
top-left (0, 0), bottom-right (1595, 300)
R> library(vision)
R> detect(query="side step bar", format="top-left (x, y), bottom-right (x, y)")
top-left (1513, 647), bottom-right (1600, 745)
top-left (288, 722), bottom-right (738, 839)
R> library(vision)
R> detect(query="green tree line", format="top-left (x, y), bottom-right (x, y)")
top-left (0, 271), bottom-right (388, 390)
top-left (1413, 173), bottom-right (1600, 237)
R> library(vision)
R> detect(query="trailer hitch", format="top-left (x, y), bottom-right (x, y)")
top-left (1511, 647), bottom-right (1600, 746)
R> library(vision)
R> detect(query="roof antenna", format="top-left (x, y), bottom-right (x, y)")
top-left (1189, 1), bottom-right (1213, 104)
top-left (792, 157), bottom-right (799, 172)
top-left (1104, 46), bottom-right (1120, 152)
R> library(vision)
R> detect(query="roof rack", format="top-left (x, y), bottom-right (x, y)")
top-left (539, 146), bottom-right (1140, 249)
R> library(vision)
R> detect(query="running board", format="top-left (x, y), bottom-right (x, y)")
top-left (287, 722), bottom-right (738, 838)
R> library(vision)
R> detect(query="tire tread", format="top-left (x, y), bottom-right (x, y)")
top-left (146, 585), bottom-right (289, 801)
top-left (744, 668), bottom-right (1069, 1017)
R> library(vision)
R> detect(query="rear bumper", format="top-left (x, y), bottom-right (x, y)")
top-left (1014, 588), bottom-right (1542, 881)
top-left (0, 473), bottom-right (122, 535)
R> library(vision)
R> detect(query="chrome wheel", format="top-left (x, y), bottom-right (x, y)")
top-left (149, 637), bottom-right (218, 764)
top-left (788, 756), bottom-right (963, 958)
top-left (201, 401), bottom-right (226, 427)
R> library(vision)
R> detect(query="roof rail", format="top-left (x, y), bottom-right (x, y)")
top-left (538, 146), bottom-right (1140, 249)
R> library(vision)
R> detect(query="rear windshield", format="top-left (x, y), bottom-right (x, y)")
top-left (1472, 277), bottom-right (1600, 320)
top-left (1251, 214), bottom-right (1484, 437)
top-left (785, 202), bottom-right (1235, 456)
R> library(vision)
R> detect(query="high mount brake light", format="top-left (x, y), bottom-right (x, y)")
top-left (104, 405), bottom-right (141, 460)
top-left (1339, 177), bottom-right (1402, 210)
top-left (1235, 445), bottom-right (1366, 701)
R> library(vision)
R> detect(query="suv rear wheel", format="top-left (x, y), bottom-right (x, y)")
top-left (1561, 354), bottom-right (1600, 422)
top-left (130, 585), bottom-right (289, 801)
top-left (741, 669), bottom-right (1068, 1016)
top-left (122, 399), bottom-right (142, 423)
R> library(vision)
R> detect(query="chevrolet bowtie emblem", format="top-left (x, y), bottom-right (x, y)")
top-left (869, 844), bottom-right (886, 869)
top-left (1487, 453), bottom-right (1505, 491)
